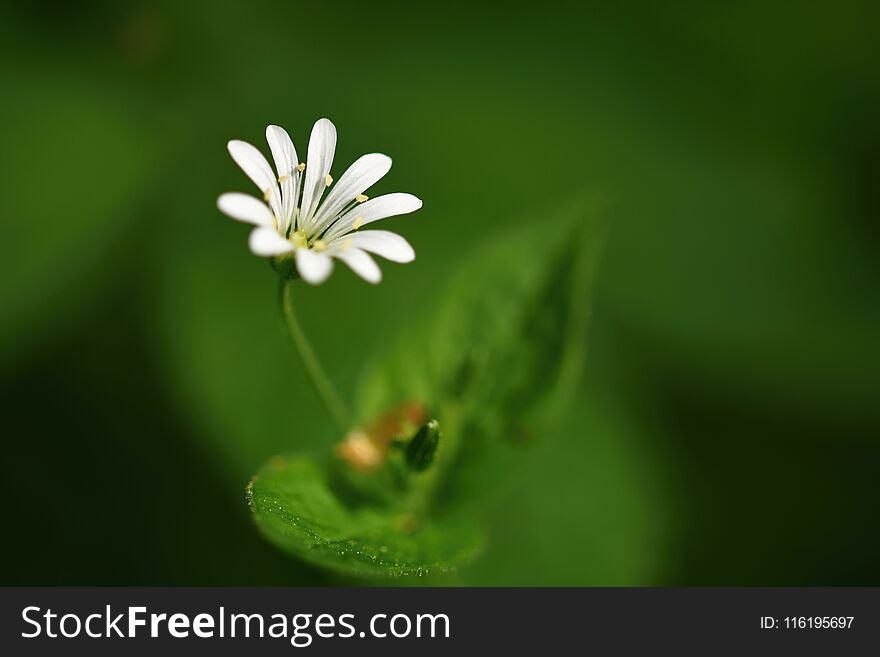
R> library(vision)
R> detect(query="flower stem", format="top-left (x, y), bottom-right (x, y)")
top-left (278, 278), bottom-right (350, 432)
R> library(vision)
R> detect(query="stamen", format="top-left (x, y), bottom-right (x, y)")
top-left (290, 231), bottom-right (307, 248)
top-left (312, 239), bottom-right (327, 252)
top-left (325, 174), bottom-right (333, 187)
top-left (296, 162), bottom-right (306, 172)
top-left (352, 217), bottom-right (363, 230)
top-left (263, 188), bottom-right (273, 201)
top-left (278, 175), bottom-right (290, 183)
top-left (355, 194), bottom-right (369, 203)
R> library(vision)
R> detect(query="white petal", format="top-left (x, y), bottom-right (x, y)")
top-left (323, 193), bottom-right (422, 242)
top-left (266, 125), bottom-right (298, 178)
top-left (309, 153), bottom-right (391, 235)
top-left (296, 248), bottom-right (334, 284)
top-left (227, 140), bottom-right (282, 218)
top-left (248, 227), bottom-right (293, 257)
top-left (217, 193), bottom-right (274, 227)
top-left (299, 118), bottom-right (337, 233)
top-left (265, 125), bottom-right (300, 230)
top-left (330, 230), bottom-right (414, 263)
top-left (331, 247), bottom-right (382, 284)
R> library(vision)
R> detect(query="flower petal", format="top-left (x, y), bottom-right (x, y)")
top-left (227, 140), bottom-right (282, 218)
top-left (217, 193), bottom-right (275, 227)
top-left (265, 125), bottom-right (300, 230)
top-left (299, 118), bottom-right (337, 233)
top-left (322, 193), bottom-right (422, 242)
top-left (310, 153), bottom-right (392, 235)
top-left (296, 247), bottom-right (334, 284)
top-left (329, 230), bottom-right (415, 263)
top-left (248, 227), bottom-right (293, 257)
top-left (331, 247), bottom-right (382, 284)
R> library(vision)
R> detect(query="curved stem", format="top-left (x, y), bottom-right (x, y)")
top-left (278, 278), bottom-right (350, 432)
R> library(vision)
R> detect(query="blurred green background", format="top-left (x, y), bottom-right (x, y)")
top-left (1, 0), bottom-right (878, 585)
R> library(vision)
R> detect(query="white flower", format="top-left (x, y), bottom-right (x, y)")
top-left (217, 118), bottom-right (422, 284)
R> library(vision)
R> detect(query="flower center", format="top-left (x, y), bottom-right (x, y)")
top-left (287, 229), bottom-right (327, 252)
top-left (290, 231), bottom-right (307, 248)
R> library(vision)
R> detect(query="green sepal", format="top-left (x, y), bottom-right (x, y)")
top-left (270, 255), bottom-right (300, 281)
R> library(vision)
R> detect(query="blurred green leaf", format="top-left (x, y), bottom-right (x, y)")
top-left (0, 74), bottom-right (156, 368)
top-left (357, 193), bottom-right (605, 511)
top-left (460, 380), bottom-right (669, 585)
top-left (249, 454), bottom-right (483, 578)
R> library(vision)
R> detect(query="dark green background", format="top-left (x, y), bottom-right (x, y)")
top-left (1, 0), bottom-right (877, 585)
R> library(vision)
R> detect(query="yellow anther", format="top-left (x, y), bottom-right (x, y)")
top-left (278, 175), bottom-right (290, 183)
top-left (312, 239), bottom-right (327, 252)
top-left (352, 217), bottom-right (363, 230)
top-left (355, 194), bottom-right (369, 203)
top-left (342, 238), bottom-right (353, 251)
top-left (262, 188), bottom-right (273, 201)
top-left (290, 231), bottom-right (307, 248)
top-left (325, 174), bottom-right (333, 187)
top-left (295, 162), bottom-right (306, 172)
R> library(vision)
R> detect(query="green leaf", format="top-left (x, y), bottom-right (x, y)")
top-left (461, 389), bottom-right (668, 585)
top-left (248, 454), bottom-right (483, 578)
top-left (356, 193), bottom-right (605, 511)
